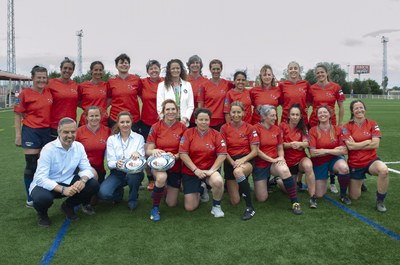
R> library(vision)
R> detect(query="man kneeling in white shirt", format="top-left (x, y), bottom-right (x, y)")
top-left (30, 117), bottom-right (100, 227)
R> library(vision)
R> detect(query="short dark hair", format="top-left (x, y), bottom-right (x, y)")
top-left (194, 108), bottom-right (212, 119)
top-left (30, 65), bottom-right (48, 78)
top-left (90, 61), bottom-right (104, 71)
top-left (146, 60), bottom-right (161, 72)
top-left (115, 53), bottom-right (130, 66)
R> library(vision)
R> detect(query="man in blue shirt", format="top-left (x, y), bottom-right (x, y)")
top-left (30, 117), bottom-right (99, 227)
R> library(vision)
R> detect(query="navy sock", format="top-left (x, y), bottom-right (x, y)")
top-left (282, 176), bottom-right (298, 204)
top-left (212, 199), bottom-right (221, 207)
top-left (376, 191), bottom-right (387, 202)
top-left (237, 176), bottom-right (253, 208)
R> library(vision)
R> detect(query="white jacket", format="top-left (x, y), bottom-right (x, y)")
top-left (157, 79), bottom-right (194, 127)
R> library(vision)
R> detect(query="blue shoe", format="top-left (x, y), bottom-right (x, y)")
top-left (150, 207), bottom-right (160, 222)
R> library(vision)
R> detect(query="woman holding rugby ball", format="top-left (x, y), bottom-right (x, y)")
top-left (146, 99), bottom-right (187, 221)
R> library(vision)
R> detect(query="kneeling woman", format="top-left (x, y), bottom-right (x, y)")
top-left (221, 101), bottom-right (258, 220)
top-left (281, 104), bottom-right (316, 208)
top-left (179, 108), bottom-right (227, 217)
top-left (98, 111), bottom-right (145, 210)
top-left (253, 104), bottom-right (303, 215)
top-left (309, 105), bottom-right (350, 205)
top-left (342, 100), bottom-right (389, 212)
top-left (146, 99), bottom-right (187, 221)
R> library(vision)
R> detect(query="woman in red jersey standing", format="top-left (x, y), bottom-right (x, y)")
top-left (221, 101), bottom-right (258, 220)
top-left (309, 106), bottom-right (350, 205)
top-left (47, 57), bottom-right (78, 138)
top-left (224, 71), bottom-right (252, 124)
top-left (253, 104), bottom-right (303, 215)
top-left (342, 100), bottom-right (389, 212)
top-left (281, 104), bottom-right (316, 208)
top-left (250, 65), bottom-right (281, 125)
top-left (279, 61), bottom-right (310, 125)
top-left (76, 106), bottom-right (111, 214)
top-left (146, 99), bottom-right (187, 221)
top-left (107, 53), bottom-right (142, 129)
top-left (14, 66), bottom-right (53, 207)
top-left (78, 61), bottom-right (109, 127)
top-left (198, 59), bottom-right (233, 131)
top-left (186, 55), bottom-right (208, 127)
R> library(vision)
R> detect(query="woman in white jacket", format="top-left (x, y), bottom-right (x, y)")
top-left (157, 59), bottom-right (194, 127)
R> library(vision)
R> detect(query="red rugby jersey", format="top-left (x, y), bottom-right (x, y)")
top-left (47, 78), bottom-right (78, 129)
top-left (76, 125), bottom-right (111, 173)
top-left (342, 119), bottom-right (381, 168)
top-left (220, 122), bottom-right (259, 157)
top-left (107, 74), bottom-right (142, 122)
top-left (308, 82), bottom-right (345, 127)
top-left (78, 80), bottom-right (108, 126)
top-left (140, 77), bottom-right (163, 126)
top-left (280, 122), bottom-right (308, 167)
top-left (198, 79), bottom-right (233, 126)
top-left (253, 123), bottom-right (283, 168)
top-left (179, 128), bottom-right (227, 176)
top-left (279, 80), bottom-right (310, 124)
top-left (309, 125), bottom-right (345, 166)
top-left (14, 87), bottom-right (53, 128)
top-left (224, 89), bottom-right (252, 124)
top-left (147, 120), bottom-right (187, 172)
top-left (250, 86), bottom-right (281, 125)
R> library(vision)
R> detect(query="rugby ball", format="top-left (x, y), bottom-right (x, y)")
top-left (147, 153), bottom-right (175, 171)
top-left (122, 157), bottom-right (147, 174)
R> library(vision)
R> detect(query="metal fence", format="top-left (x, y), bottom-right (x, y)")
top-left (344, 94), bottom-right (400, 100)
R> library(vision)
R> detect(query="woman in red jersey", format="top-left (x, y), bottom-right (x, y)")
top-left (107, 53), bottom-right (142, 129)
top-left (279, 61), bottom-right (310, 124)
top-left (253, 104), bottom-right (303, 215)
top-left (14, 66), bottom-right (53, 207)
top-left (198, 59), bottom-right (233, 131)
top-left (250, 65), bottom-right (281, 125)
top-left (281, 104), bottom-right (316, 208)
top-left (47, 57), bottom-right (78, 138)
top-left (78, 61), bottom-right (109, 127)
top-left (139, 60), bottom-right (163, 191)
top-left (309, 64), bottom-right (346, 193)
top-left (342, 100), bottom-right (389, 212)
top-left (221, 101), bottom-right (258, 220)
top-left (309, 106), bottom-right (350, 205)
top-left (146, 99), bottom-right (187, 221)
top-left (179, 108), bottom-right (226, 217)
top-left (186, 55), bottom-right (208, 127)
top-left (224, 71), bottom-right (252, 124)
top-left (76, 106), bottom-right (111, 214)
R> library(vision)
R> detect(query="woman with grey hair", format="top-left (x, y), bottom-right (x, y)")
top-left (253, 104), bottom-right (303, 215)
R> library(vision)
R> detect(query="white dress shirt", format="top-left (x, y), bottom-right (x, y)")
top-left (29, 138), bottom-right (94, 193)
top-left (106, 131), bottom-right (145, 169)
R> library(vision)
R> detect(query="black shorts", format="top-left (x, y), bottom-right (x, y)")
top-left (224, 155), bottom-right (253, 180)
top-left (133, 120), bottom-right (152, 140)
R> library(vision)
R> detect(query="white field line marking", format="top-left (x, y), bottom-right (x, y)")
top-left (388, 168), bottom-right (400, 174)
top-left (384, 161), bottom-right (400, 165)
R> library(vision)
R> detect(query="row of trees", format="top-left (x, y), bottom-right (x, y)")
top-left (50, 62), bottom-right (386, 95)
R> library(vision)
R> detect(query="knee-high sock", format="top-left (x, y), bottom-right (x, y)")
top-left (237, 176), bottom-right (253, 208)
top-left (24, 154), bottom-right (39, 200)
top-left (152, 185), bottom-right (165, 207)
top-left (282, 176), bottom-right (298, 204)
top-left (337, 173), bottom-right (350, 196)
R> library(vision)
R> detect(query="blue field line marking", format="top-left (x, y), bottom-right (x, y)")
top-left (324, 196), bottom-right (400, 241)
top-left (40, 219), bottom-right (71, 265)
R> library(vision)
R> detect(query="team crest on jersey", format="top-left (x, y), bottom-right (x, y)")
top-left (298, 87), bottom-right (306, 94)
top-left (100, 89), bottom-right (106, 95)
top-left (15, 98), bottom-right (21, 105)
top-left (71, 88), bottom-right (78, 94)
top-left (100, 138), bottom-right (107, 144)
top-left (173, 133), bottom-right (181, 140)
top-left (128, 85), bottom-right (134, 91)
top-left (325, 92), bottom-right (334, 98)
top-left (252, 130), bottom-right (258, 137)
top-left (205, 143), bottom-right (215, 150)
top-left (339, 90), bottom-right (344, 95)
top-left (221, 140), bottom-right (226, 146)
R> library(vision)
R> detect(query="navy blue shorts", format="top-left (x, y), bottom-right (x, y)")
top-left (289, 164), bottom-right (300, 175)
top-left (314, 156), bottom-right (345, 180)
top-left (350, 158), bottom-right (381, 180)
top-left (182, 173), bottom-right (201, 195)
top-left (133, 120), bottom-right (152, 140)
top-left (252, 166), bottom-right (271, 181)
top-left (21, 125), bottom-right (52, 149)
top-left (166, 171), bottom-right (182, 189)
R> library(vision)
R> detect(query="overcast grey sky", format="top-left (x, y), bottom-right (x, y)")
top-left (1, 0), bottom-right (400, 86)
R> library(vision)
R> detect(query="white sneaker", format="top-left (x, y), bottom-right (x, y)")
top-left (26, 200), bottom-right (34, 208)
top-left (330, 184), bottom-right (339, 194)
top-left (211, 205), bottom-right (224, 218)
top-left (200, 182), bottom-right (209, 202)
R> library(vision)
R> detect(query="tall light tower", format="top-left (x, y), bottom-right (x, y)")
top-left (7, 0), bottom-right (16, 73)
top-left (381, 36), bottom-right (389, 84)
top-left (76, 29), bottom-right (83, 76)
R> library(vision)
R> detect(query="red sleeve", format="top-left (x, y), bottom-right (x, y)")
top-left (179, 130), bottom-right (191, 153)
top-left (371, 121), bottom-right (381, 138)
top-left (249, 125), bottom-right (259, 145)
top-left (308, 127), bottom-right (317, 149)
top-left (214, 131), bottom-right (227, 154)
top-left (223, 93), bottom-right (232, 114)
